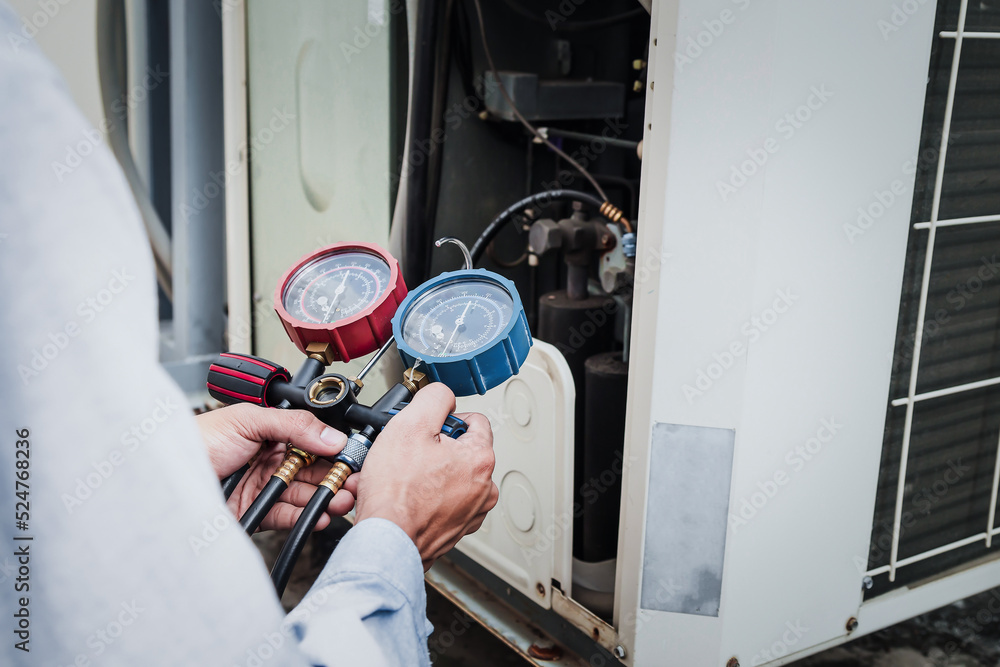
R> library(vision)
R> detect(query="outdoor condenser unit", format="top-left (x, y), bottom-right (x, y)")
top-left (429, 1), bottom-right (1000, 664)
top-left (215, 0), bottom-right (1000, 664)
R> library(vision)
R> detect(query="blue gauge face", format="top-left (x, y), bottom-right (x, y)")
top-left (400, 279), bottom-right (515, 358)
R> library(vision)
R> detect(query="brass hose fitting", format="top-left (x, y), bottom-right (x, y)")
top-left (272, 447), bottom-right (317, 485)
top-left (401, 367), bottom-right (429, 395)
top-left (305, 342), bottom-right (337, 365)
top-left (319, 461), bottom-right (353, 495)
top-left (319, 430), bottom-right (374, 495)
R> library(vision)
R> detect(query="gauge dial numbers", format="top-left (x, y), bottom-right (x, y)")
top-left (393, 270), bottom-right (532, 397)
top-left (274, 243), bottom-right (407, 362)
top-left (400, 280), bottom-right (514, 358)
top-left (281, 251), bottom-right (391, 325)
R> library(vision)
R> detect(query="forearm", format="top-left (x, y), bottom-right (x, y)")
top-left (286, 519), bottom-right (433, 667)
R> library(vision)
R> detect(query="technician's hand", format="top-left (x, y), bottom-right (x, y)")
top-left (354, 383), bottom-right (499, 570)
top-left (196, 404), bottom-right (359, 531)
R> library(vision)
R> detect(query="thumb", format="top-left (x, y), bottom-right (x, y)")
top-left (389, 383), bottom-right (457, 436)
top-left (233, 406), bottom-right (347, 456)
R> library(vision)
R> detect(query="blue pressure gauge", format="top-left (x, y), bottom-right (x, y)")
top-left (392, 269), bottom-right (532, 396)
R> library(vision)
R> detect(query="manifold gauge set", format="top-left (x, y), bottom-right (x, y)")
top-left (203, 238), bottom-right (532, 594)
top-left (273, 239), bottom-right (531, 393)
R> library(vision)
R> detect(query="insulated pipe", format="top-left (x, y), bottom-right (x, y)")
top-left (402, 0), bottom-right (441, 286)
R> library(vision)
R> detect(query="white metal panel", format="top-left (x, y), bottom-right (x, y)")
top-left (616, 1), bottom-right (938, 664)
top-left (222, 0), bottom-right (253, 355)
top-left (247, 0), bottom-right (395, 379)
top-left (455, 342), bottom-right (576, 608)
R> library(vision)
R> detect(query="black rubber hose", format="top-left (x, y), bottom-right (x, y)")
top-left (221, 463), bottom-right (249, 501)
top-left (423, 0), bottom-right (456, 254)
top-left (469, 190), bottom-right (607, 265)
top-left (270, 486), bottom-right (334, 598)
top-left (239, 476), bottom-right (288, 534)
top-left (403, 0), bottom-right (441, 286)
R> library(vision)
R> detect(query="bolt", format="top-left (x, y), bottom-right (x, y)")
top-left (613, 645), bottom-right (627, 659)
top-left (726, 659), bottom-right (740, 667)
top-left (846, 617), bottom-right (859, 633)
top-left (862, 576), bottom-right (874, 590)
top-left (536, 582), bottom-right (546, 597)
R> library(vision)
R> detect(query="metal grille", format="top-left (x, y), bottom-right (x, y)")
top-left (866, 0), bottom-right (1000, 597)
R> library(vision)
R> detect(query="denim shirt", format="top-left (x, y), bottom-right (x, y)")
top-left (0, 4), bottom-right (431, 665)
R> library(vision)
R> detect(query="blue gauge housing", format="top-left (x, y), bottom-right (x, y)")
top-left (392, 269), bottom-right (533, 396)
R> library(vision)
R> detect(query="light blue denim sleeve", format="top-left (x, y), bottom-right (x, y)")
top-left (287, 518), bottom-right (435, 667)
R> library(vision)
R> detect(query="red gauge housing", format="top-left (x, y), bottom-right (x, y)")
top-left (273, 242), bottom-right (407, 362)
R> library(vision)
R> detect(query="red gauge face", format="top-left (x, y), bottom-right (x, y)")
top-left (274, 243), bottom-right (407, 362)
top-left (281, 251), bottom-right (392, 325)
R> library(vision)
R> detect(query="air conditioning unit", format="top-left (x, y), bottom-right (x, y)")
top-left (431, 1), bottom-right (1000, 665)
top-left (216, 0), bottom-right (1000, 664)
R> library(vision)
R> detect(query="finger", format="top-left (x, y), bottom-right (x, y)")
top-left (261, 501), bottom-right (333, 532)
top-left (260, 502), bottom-right (305, 532)
top-left (227, 439), bottom-right (284, 485)
top-left (387, 383), bottom-right (457, 437)
top-left (230, 405), bottom-right (348, 457)
top-left (342, 473), bottom-right (359, 496)
top-left (328, 488), bottom-right (356, 516)
top-left (280, 480), bottom-right (326, 508)
top-left (454, 413), bottom-right (493, 447)
top-left (293, 461), bottom-right (358, 497)
top-left (296, 460), bottom-right (335, 485)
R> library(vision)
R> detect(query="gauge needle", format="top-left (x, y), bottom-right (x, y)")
top-left (442, 300), bottom-right (473, 356)
top-left (322, 272), bottom-right (350, 323)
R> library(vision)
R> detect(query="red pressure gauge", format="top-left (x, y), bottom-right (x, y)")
top-left (274, 242), bottom-right (407, 362)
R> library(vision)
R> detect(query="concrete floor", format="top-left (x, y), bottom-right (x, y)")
top-left (257, 523), bottom-right (1000, 666)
